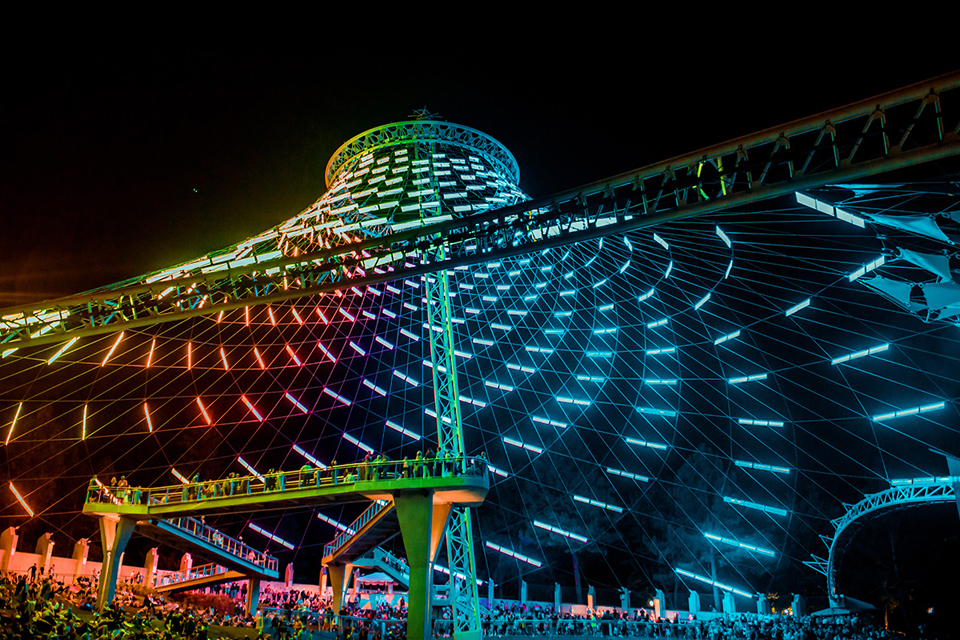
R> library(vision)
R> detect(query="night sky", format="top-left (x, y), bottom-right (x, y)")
top-left (1, 46), bottom-right (954, 309)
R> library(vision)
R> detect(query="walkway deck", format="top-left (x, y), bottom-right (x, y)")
top-left (83, 457), bottom-right (489, 521)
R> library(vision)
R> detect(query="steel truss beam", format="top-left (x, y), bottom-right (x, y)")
top-left (3, 72), bottom-right (960, 350)
top-left (822, 482), bottom-right (955, 605)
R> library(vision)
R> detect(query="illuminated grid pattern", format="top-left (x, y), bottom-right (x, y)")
top-left (1, 123), bottom-right (959, 601)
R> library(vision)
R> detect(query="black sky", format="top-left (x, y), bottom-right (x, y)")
top-left (1, 44), bottom-right (955, 308)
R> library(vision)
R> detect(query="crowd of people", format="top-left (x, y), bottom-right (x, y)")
top-left (1, 567), bottom-right (918, 640)
top-left (444, 603), bottom-right (899, 640)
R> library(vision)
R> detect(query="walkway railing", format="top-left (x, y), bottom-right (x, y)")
top-left (163, 516), bottom-right (278, 574)
top-left (85, 455), bottom-right (489, 512)
top-left (157, 562), bottom-right (232, 588)
top-left (323, 499), bottom-right (391, 558)
top-left (356, 546), bottom-right (411, 582)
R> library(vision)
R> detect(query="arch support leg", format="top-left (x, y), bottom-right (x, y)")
top-left (96, 516), bottom-right (136, 610)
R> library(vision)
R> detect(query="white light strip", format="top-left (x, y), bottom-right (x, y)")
top-left (738, 418), bottom-right (784, 427)
top-left (343, 432), bottom-right (374, 453)
top-left (323, 387), bottom-right (352, 406)
top-left (237, 456), bottom-right (265, 482)
top-left (317, 512), bottom-right (355, 534)
top-left (675, 568), bottom-right (754, 598)
top-left (625, 437), bottom-right (668, 451)
top-left (714, 330), bottom-right (740, 346)
top-left (831, 343), bottom-right (889, 365)
top-left (734, 460), bottom-right (790, 475)
top-left (485, 542), bottom-right (542, 567)
top-left (872, 401), bottom-right (945, 422)
top-left (729, 373), bottom-right (767, 384)
top-left (723, 496), bottom-right (787, 517)
top-left (503, 437), bottom-right (543, 454)
top-left (704, 532), bottom-right (775, 557)
top-left (248, 523), bottom-right (294, 550)
top-left (293, 444), bottom-right (326, 469)
top-left (362, 379), bottom-right (388, 396)
top-left (385, 420), bottom-right (421, 440)
top-left (573, 495), bottom-right (623, 513)
top-left (784, 299), bottom-right (811, 317)
top-left (605, 467), bottom-right (649, 482)
top-left (534, 520), bottom-right (588, 543)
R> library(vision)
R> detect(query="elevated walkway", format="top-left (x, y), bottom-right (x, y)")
top-left (83, 457), bottom-right (489, 521)
top-left (155, 562), bottom-right (245, 594)
top-left (352, 546), bottom-right (411, 587)
top-left (138, 516), bottom-right (279, 579)
top-left (84, 456), bottom-right (489, 619)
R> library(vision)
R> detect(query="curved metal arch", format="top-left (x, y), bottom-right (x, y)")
top-left (825, 482), bottom-right (955, 605)
top-left (324, 120), bottom-right (520, 187)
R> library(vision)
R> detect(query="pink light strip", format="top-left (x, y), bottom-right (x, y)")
top-left (241, 395), bottom-right (264, 421)
top-left (196, 397), bottom-right (212, 424)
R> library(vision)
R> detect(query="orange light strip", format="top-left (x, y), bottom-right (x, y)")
top-left (5, 402), bottom-right (22, 446)
top-left (101, 332), bottom-right (124, 367)
top-left (9, 483), bottom-right (33, 517)
top-left (196, 397), bottom-right (212, 424)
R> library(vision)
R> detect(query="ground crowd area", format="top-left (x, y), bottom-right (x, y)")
top-left (0, 572), bottom-right (914, 640)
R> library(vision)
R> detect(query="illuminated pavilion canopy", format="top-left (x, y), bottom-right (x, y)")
top-left (2, 119), bottom-right (959, 604)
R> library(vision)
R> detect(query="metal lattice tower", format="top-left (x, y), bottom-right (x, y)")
top-left (325, 121), bottom-right (526, 637)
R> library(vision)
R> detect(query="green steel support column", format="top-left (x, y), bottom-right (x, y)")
top-left (426, 243), bottom-right (482, 640)
top-left (96, 515), bottom-right (137, 610)
top-left (395, 491), bottom-right (452, 640)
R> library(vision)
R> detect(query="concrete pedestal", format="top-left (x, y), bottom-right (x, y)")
top-left (35, 533), bottom-right (54, 575)
top-left (72, 539), bottom-right (89, 585)
top-left (688, 590), bottom-right (700, 615)
top-left (144, 548), bottom-right (159, 588)
top-left (654, 589), bottom-right (665, 619)
top-left (722, 590), bottom-right (736, 614)
top-left (757, 593), bottom-right (768, 615)
top-left (792, 594), bottom-right (806, 617)
top-left (1, 527), bottom-right (18, 574)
